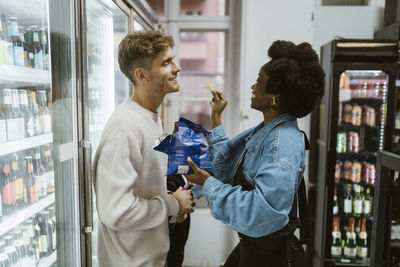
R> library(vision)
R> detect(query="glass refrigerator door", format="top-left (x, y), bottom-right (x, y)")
top-left (330, 70), bottom-right (389, 265)
top-left (85, 0), bottom-right (130, 265)
top-left (0, 0), bottom-right (81, 266)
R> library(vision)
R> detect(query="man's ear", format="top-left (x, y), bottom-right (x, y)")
top-left (134, 67), bottom-right (149, 83)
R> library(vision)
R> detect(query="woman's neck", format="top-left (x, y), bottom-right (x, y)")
top-left (263, 110), bottom-right (282, 125)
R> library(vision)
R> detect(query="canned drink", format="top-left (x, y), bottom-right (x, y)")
top-left (352, 105), bottom-right (362, 126)
top-left (352, 132), bottom-right (359, 153)
top-left (351, 162), bottom-right (362, 183)
top-left (335, 161), bottom-right (342, 183)
top-left (369, 164), bottom-right (376, 185)
top-left (338, 101), bottom-right (343, 124)
top-left (362, 162), bottom-right (370, 183)
top-left (370, 108), bottom-right (376, 127)
top-left (344, 160), bottom-right (352, 180)
top-left (337, 132), bottom-right (347, 153)
top-left (347, 132), bottom-right (353, 152)
top-left (344, 104), bottom-right (353, 123)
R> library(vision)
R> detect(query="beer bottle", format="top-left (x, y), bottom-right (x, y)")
top-left (10, 89), bottom-right (25, 139)
top-left (18, 90), bottom-right (35, 137)
top-left (363, 187), bottom-right (373, 216)
top-left (32, 216), bottom-right (40, 263)
top-left (30, 26), bottom-right (43, 70)
top-left (24, 156), bottom-right (38, 204)
top-left (343, 217), bottom-right (357, 259)
top-left (32, 147), bottom-right (46, 198)
top-left (10, 17), bottom-right (23, 67)
top-left (24, 26), bottom-right (34, 68)
top-left (333, 186), bottom-right (339, 216)
top-left (10, 153), bottom-right (24, 207)
top-left (37, 90), bottom-right (51, 133)
top-left (42, 144), bottom-right (54, 193)
top-left (3, 89), bottom-right (19, 141)
top-left (27, 91), bottom-right (41, 136)
top-left (5, 19), bottom-right (14, 65)
top-left (39, 27), bottom-right (49, 70)
top-left (38, 210), bottom-right (53, 257)
top-left (3, 235), bottom-right (19, 266)
top-left (2, 158), bottom-right (16, 215)
top-left (0, 240), bottom-right (11, 267)
top-left (352, 184), bottom-right (363, 217)
top-left (0, 13), bottom-right (7, 64)
top-left (13, 230), bottom-right (29, 266)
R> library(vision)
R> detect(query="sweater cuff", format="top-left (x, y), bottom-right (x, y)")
top-left (206, 125), bottom-right (226, 145)
top-left (165, 194), bottom-right (180, 217)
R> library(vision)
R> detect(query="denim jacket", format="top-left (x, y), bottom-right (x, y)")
top-left (192, 113), bottom-right (305, 238)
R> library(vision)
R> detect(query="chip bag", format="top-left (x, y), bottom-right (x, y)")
top-left (154, 117), bottom-right (214, 176)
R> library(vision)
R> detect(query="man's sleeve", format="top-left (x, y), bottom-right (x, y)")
top-left (95, 131), bottom-right (179, 231)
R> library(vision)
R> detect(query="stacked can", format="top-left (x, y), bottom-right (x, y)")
top-left (351, 161), bottom-right (362, 183)
top-left (347, 131), bottom-right (359, 153)
top-left (335, 161), bottom-right (342, 183)
top-left (351, 105), bottom-right (362, 126)
top-left (344, 160), bottom-right (353, 180)
top-left (362, 106), bottom-right (376, 127)
top-left (362, 163), bottom-right (376, 185)
top-left (337, 132), bottom-right (347, 153)
top-left (343, 104), bottom-right (353, 124)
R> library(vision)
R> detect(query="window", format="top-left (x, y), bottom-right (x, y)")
top-left (321, 0), bottom-right (369, 5)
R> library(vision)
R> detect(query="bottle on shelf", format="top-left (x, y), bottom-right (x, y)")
top-left (352, 184), bottom-right (363, 217)
top-left (10, 89), bottom-right (25, 140)
top-left (5, 19), bottom-right (14, 65)
top-left (24, 156), bottom-right (38, 204)
top-left (3, 89), bottom-right (19, 141)
top-left (39, 27), bottom-right (49, 70)
top-left (37, 90), bottom-right (51, 134)
top-left (18, 89), bottom-right (35, 138)
top-left (10, 17), bottom-right (23, 67)
top-left (42, 144), bottom-right (54, 194)
top-left (343, 183), bottom-right (353, 217)
top-left (363, 187), bottom-right (373, 216)
top-left (24, 26), bottom-right (34, 68)
top-left (4, 235), bottom-right (19, 266)
top-left (38, 210), bottom-right (54, 257)
top-left (333, 186), bottom-right (339, 216)
top-left (11, 153), bottom-right (24, 208)
top-left (27, 91), bottom-right (41, 136)
top-left (0, 98), bottom-right (7, 143)
top-left (0, 13), bottom-right (8, 64)
top-left (343, 217), bottom-right (357, 259)
top-left (30, 26), bottom-right (43, 70)
top-left (331, 216), bottom-right (342, 258)
top-left (2, 158), bottom-right (16, 215)
top-left (13, 229), bottom-right (29, 266)
top-left (356, 217), bottom-right (368, 258)
top-left (32, 216), bottom-right (40, 264)
top-left (0, 239), bottom-right (10, 266)
top-left (32, 147), bottom-right (46, 199)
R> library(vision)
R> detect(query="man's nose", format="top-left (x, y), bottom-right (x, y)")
top-left (172, 60), bottom-right (181, 73)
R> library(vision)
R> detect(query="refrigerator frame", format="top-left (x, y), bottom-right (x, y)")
top-left (311, 40), bottom-right (398, 267)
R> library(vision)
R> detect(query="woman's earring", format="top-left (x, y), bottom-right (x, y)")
top-left (271, 97), bottom-right (276, 110)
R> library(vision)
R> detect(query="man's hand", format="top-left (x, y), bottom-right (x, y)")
top-left (173, 187), bottom-right (194, 215)
top-left (176, 213), bottom-right (188, 223)
top-left (185, 157), bottom-right (211, 186)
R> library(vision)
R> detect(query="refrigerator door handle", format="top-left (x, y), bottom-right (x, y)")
top-left (80, 140), bottom-right (93, 234)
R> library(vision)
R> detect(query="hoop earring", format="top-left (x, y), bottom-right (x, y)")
top-left (271, 97), bottom-right (277, 110)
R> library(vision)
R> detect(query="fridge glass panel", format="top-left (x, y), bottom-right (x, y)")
top-left (331, 70), bottom-right (388, 265)
top-left (85, 0), bottom-right (129, 266)
top-left (0, 0), bottom-right (81, 266)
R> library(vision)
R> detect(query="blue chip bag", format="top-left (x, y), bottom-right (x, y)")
top-left (154, 117), bottom-right (213, 176)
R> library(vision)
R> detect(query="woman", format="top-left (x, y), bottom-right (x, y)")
top-left (185, 40), bottom-right (325, 266)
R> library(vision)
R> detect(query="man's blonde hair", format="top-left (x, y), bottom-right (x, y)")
top-left (118, 31), bottom-right (174, 85)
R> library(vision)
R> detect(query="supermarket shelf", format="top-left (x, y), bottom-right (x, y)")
top-left (392, 241), bottom-right (400, 248)
top-left (331, 257), bottom-right (370, 266)
top-left (0, 63), bottom-right (50, 86)
top-left (338, 123), bottom-right (380, 131)
top-left (37, 250), bottom-right (57, 267)
top-left (0, 133), bottom-right (53, 156)
top-left (0, 193), bottom-right (55, 236)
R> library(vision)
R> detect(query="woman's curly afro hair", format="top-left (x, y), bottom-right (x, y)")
top-left (263, 40), bottom-right (325, 118)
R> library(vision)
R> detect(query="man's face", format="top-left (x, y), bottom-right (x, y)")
top-left (148, 47), bottom-right (181, 95)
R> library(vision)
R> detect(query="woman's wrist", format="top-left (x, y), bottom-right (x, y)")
top-left (211, 112), bottom-right (222, 129)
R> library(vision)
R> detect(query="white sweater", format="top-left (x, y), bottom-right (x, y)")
top-left (93, 99), bottom-right (179, 267)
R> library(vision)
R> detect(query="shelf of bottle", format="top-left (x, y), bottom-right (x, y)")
top-left (338, 123), bottom-right (380, 131)
top-left (0, 63), bottom-right (50, 86)
top-left (0, 133), bottom-right (53, 156)
top-left (342, 97), bottom-right (384, 105)
top-left (37, 250), bottom-right (57, 267)
top-left (336, 151), bottom-right (377, 159)
top-left (330, 257), bottom-right (370, 266)
top-left (392, 241), bottom-right (400, 248)
top-left (0, 193), bottom-right (55, 236)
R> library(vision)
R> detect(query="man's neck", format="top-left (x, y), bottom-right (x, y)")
top-left (131, 86), bottom-right (164, 113)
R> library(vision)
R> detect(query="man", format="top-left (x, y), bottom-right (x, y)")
top-left (93, 31), bottom-right (194, 267)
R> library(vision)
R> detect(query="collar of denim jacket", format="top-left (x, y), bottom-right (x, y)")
top-left (244, 113), bottom-right (296, 151)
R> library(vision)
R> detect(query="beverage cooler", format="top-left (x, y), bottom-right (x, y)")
top-left (310, 40), bottom-right (398, 267)
top-left (0, 0), bottom-right (153, 266)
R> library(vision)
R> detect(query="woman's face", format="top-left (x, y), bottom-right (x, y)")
top-left (251, 67), bottom-right (272, 112)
